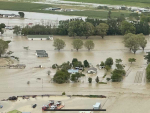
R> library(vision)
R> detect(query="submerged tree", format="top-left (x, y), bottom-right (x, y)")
top-left (53, 39), bottom-right (66, 51)
top-left (13, 26), bottom-right (21, 35)
top-left (128, 58), bottom-right (136, 64)
top-left (18, 12), bottom-right (25, 18)
top-left (88, 77), bottom-right (92, 83)
top-left (95, 76), bottom-right (99, 83)
top-left (84, 40), bottom-right (94, 51)
top-left (96, 23), bottom-right (109, 39)
top-left (72, 39), bottom-right (83, 51)
top-left (0, 39), bottom-right (9, 57)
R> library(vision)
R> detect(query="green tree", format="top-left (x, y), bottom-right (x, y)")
top-left (144, 52), bottom-right (150, 64)
top-left (100, 61), bottom-right (105, 66)
top-left (71, 73), bottom-right (81, 82)
top-left (82, 22), bottom-right (94, 39)
top-left (121, 21), bottom-right (136, 35)
top-left (105, 65), bottom-right (111, 72)
top-left (61, 62), bottom-right (71, 70)
top-left (72, 58), bottom-right (78, 64)
top-left (84, 40), bottom-right (94, 51)
top-left (0, 23), bottom-right (6, 28)
top-left (68, 20), bottom-right (83, 37)
top-left (13, 26), bottom-right (21, 35)
top-left (53, 39), bottom-right (66, 51)
top-left (72, 39), bottom-right (83, 51)
top-left (111, 69), bottom-right (125, 82)
top-left (0, 39), bottom-right (9, 57)
top-left (146, 64), bottom-right (150, 82)
top-left (137, 33), bottom-right (147, 50)
top-left (116, 64), bottom-right (124, 70)
top-left (96, 23), bottom-right (109, 39)
top-left (115, 59), bottom-right (122, 64)
top-left (128, 58), bottom-right (136, 64)
top-left (88, 77), bottom-right (92, 83)
top-left (18, 12), bottom-right (25, 18)
top-left (124, 34), bottom-right (139, 54)
top-left (105, 57), bottom-right (113, 67)
top-left (53, 69), bottom-right (70, 84)
top-left (84, 60), bottom-right (89, 67)
top-left (95, 76), bottom-right (99, 83)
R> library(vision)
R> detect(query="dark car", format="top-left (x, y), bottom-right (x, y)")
top-left (32, 104), bottom-right (37, 108)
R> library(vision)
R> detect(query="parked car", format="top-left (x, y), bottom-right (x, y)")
top-left (32, 104), bottom-right (37, 108)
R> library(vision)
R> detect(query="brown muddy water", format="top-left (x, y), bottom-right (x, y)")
top-left (0, 30), bottom-right (150, 113)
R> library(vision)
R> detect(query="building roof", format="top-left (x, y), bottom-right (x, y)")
top-left (68, 69), bottom-right (78, 73)
top-left (93, 102), bottom-right (101, 108)
top-left (36, 50), bottom-right (46, 53)
top-left (27, 35), bottom-right (50, 38)
top-left (87, 67), bottom-right (97, 72)
top-left (37, 52), bottom-right (48, 56)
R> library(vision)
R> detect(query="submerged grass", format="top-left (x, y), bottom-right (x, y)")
top-left (63, 0), bottom-right (150, 7)
top-left (0, 1), bottom-right (130, 18)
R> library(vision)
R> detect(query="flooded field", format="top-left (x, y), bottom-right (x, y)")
top-left (0, 30), bottom-right (150, 112)
top-left (0, 10), bottom-right (86, 26)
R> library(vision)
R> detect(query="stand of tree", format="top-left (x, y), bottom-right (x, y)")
top-left (21, 17), bottom-right (150, 38)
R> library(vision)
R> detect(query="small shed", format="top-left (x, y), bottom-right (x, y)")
top-left (27, 35), bottom-right (53, 40)
top-left (93, 102), bottom-right (101, 109)
top-left (87, 67), bottom-right (97, 74)
top-left (68, 69), bottom-right (79, 74)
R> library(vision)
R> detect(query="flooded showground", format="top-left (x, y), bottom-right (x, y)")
top-left (0, 29), bottom-right (150, 112)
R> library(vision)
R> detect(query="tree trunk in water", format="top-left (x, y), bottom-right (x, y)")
top-left (142, 47), bottom-right (144, 51)
top-left (77, 49), bottom-right (78, 51)
top-left (134, 51), bottom-right (136, 54)
top-left (86, 36), bottom-right (88, 39)
top-left (0, 54), bottom-right (1, 57)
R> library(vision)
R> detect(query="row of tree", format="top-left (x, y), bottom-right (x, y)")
top-left (18, 11), bottom-right (150, 37)
top-left (123, 33), bottom-right (147, 54)
top-left (53, 39), bottom-right (94, 51)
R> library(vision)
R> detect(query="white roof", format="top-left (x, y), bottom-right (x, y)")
top-left (93, 102), bottom-right (101, 108)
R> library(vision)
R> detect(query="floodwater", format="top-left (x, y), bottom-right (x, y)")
top-left (1, 30), bottom-right (150, 113)
top-left (0, 10), bottom-right (86, 26)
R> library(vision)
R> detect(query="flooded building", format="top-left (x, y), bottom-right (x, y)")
top-left (68, 69), bottom-right (79, 74)
top-left (27, 35), bottom-right (53, 40)
top-left (36, 50), bottom-right (48, 57)
top-left (0, 14), bottom-right (20, 18)
top-left (87, 67), bottom-right (97, 74)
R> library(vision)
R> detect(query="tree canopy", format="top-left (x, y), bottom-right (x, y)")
top-left (72, 39), bottom-right (83, 51)
top-left (18, 12), bottom-right (25, 18)
top-left (53, 69), bottom-right (70, 84)
top-left (84, 40), bottom-right (94, 51)
top-left (0, 39), bottom-right (9, 57)
top-left (121, 21), bottom-right (136, 35)
top-left (96, 23), bottom-right (109, 39)
top-left (53, 39), bottom-right (66, 51)
top-left (13, 26), bottom-right (21, 35)
top-left (124, 33), bottom-right (147, 54)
